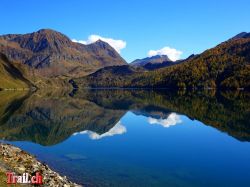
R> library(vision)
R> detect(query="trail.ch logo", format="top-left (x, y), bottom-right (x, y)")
top-left (6, 172), bottom-right (43, 185)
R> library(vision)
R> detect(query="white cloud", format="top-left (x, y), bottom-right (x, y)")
top-left (72, 39), bottom-right (87, 44)
top-left (73, 121), bottom-right (126, 140)
top-left (72, 35), bottom-right (126, 54)
top-left (148, 46), bottom-right (183, 61)
top-left (148, 113), bottom-right (182, 128)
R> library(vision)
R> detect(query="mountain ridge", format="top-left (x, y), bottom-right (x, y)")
top-left (131, 55), bottom-right (171, 66)
top-left (230, 32), bottom-right (250, 40)
top-left (0, 29), bottom-right (127, 78)
top-left (130, 55), bottom-right (178, 70)
top-left (75, 32), bottom-right (250, 90)
top-left (0, 30), bottom-right (249, 90)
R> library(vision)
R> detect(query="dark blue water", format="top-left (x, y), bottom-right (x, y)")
top-left (1, 90), bottom-right (250, 186)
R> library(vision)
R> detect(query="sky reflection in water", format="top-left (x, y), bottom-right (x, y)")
top-left (1, 90), bottom-right (250, 187)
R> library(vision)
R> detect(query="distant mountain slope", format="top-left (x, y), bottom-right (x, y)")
top-left (131, 55), bottom-right (193, 71)
top-left (130, 55), bottom-right (181, 70)
top-left (78, 65), bottom-right (145, 88)
top-left (0, 53), bottom-right (32, 89)
top-left (75, 32), bottom-right (250, 90)
top-left (0, 29), bottom-right (127, 77)
top-left (131, 55), bottom-right (171, 66)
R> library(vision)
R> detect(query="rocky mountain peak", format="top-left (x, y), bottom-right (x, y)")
top-left (231, 32), bottom-right (250, 40)
top-left (131, 54), bottom-right (172, 67)
top-left (0, 29), bottom-right (127, 77)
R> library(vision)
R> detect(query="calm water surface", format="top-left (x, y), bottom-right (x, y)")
top-left (0, 90), bottom-right (250, 187)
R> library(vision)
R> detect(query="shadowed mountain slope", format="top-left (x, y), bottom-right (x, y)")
top-left (0, 53), bottom-right (33, 89)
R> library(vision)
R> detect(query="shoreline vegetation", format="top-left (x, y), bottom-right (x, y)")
top-left (0, 143), bottom-right (82, 187)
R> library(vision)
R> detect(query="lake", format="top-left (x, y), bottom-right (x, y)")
top-left (0, 89), bottom-right (250, 187)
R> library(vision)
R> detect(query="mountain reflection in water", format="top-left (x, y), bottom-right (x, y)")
top-left (0, 89), bottom-right (249, 145)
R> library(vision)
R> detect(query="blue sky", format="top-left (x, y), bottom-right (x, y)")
top-left (1, 0), bottom-right (250, 62)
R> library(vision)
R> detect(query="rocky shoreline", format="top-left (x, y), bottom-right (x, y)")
top-left (0, 143), bottom-right (82, 186)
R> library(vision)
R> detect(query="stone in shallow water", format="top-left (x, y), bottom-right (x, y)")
top-left (64, 154), bottom-right (87, 161)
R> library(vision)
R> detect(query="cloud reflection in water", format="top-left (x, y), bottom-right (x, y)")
top-left (73, 121), bottom-right (126, 140)
top-left (148, 113), bottom-right (182, 128)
